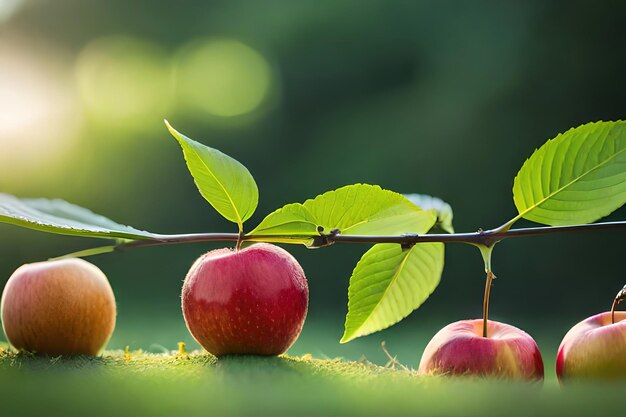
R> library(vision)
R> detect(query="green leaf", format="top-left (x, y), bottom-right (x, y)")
top-left (247, 203), bottom-right (318, 236)
top-left (0, 194), bottom-right (156, 240)
top-left (404, 193), bottom-right (455, 233)
top-left (303, 184), bottom-right (435, 235)
top-left (511, 121), bottom-right (626, 227)
top-left (249, 184), bottom-right (437, 242)
top-left (341, 242), bottom-right (445, 343)
top-left (166, 120), bottom-right (258, 230)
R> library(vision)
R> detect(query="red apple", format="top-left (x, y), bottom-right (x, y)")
top-left (556, 311), bottom-right (626, 381)
top-left (1, 258), bottom-right (116, 356)
top-left (418, 319), bottom-right (544, 380)
top-left (181, 243), bottom-right (308, 356)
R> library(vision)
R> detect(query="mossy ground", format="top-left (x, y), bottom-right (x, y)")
top-left (1, 344), bottom-right (625, 417)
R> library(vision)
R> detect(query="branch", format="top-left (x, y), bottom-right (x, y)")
top-left (112, 220), bottom-right (626, 252)
top-left (328, 220), bottom-right (626, 247)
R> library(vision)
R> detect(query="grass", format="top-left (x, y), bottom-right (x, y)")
top-left (1, 345), bottom-right (625, 417)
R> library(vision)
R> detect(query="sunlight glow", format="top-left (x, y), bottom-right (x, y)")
top-left (0, 38), bottom-right (80, 179)
top-left (0, 0), bottom-right (24, 23)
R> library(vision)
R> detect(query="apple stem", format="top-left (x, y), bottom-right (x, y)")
top-left (611, 285), bottom-right (626, 324)
top-left (235, 229), bottom-right (244, 251)
top-left (483, 271), bottom-right (495, 337)
top-left (477, 244), bottom-right (495, 338)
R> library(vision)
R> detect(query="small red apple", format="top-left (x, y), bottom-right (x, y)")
top-left (181, 243), bottom-right (308, 356)
top-left (418, 319), bottom-right (544, 380)
top-left (1, 258), bottom-right (116, 356)
top-left (556, 312), bottom-right (626, 381)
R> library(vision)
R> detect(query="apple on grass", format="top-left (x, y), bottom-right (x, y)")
top-left (556, 312), bottom-right (626, 381)
top-left (556, 286), bottom-right (626, 381)
top-left (418, 319), bottom-right (544, 380)
top-left (1, 258), bottom-right (116, 356)
top-left (182, 242), bottom-right (309, 357)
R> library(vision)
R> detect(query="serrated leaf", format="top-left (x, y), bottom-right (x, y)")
top-left (404, 193), bottom-right (455, 233)
top-left (0, 194), bottom-right (156, 240)
top-left (245, 203), bottom-right (317, 245)
top-left (511, 121), bottom-right (626, 226)
top-left (341, 242), bottom-right (444, 343)
top-left (249, 184), bottom-right (437, 242)
top-left (248, 203), bottom-right (318, 235)
top-left (166, 120), bottom-right (258, 230)
top-left (303, 184), bottom-right (435, 235)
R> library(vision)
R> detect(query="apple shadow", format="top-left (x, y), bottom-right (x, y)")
top-left (213, 354), bottom-right (309, 379)
top-left (0, 349), bottom-right (106, 371)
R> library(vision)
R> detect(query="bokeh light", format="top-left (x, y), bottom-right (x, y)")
top-left (0, 37), bottom-right (81, 180)
top-left (175, 38), bottom-right (274, 118)
top-left (75, 36), bottom-right (173, 131)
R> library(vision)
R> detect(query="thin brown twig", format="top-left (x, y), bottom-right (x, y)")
top-left (112, 220), bottom-right (626, 252)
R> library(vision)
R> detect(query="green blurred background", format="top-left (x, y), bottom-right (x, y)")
top-left (1, 0), bottom-right (624, 372)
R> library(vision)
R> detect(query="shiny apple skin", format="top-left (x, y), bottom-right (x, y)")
top-left (182, 243), bottom-right (309, 356)
top-left (1, 258), bottom-right (116, 356)
top-left (556, 311), bottom-right (626, 381)
top-left (418, 319), bottom-right (544, 380)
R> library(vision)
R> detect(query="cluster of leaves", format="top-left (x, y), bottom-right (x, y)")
top-left (0, 120), bottom-right (624, 342)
